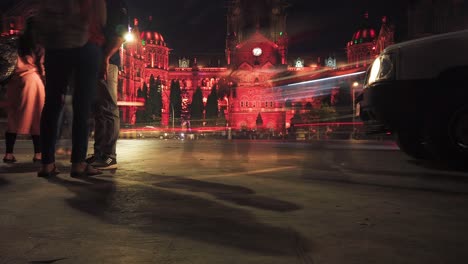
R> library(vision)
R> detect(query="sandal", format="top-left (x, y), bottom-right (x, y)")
top-left (37, 165), bottom-right (60, 178)
top-left (3, 155), bottom-right (17, 163)
top-left (70, 164), bottom-right (103, 178)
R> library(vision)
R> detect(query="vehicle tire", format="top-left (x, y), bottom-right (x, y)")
top-left (396, 131), bottom-right (432, 160)
top-left (428, 104), bottom-right (468, 164)
top-left (449, 105), bottom-right (468, 152)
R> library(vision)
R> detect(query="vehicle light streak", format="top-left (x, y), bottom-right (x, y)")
top-left (117, 101), bottom-right (145, 106)
top-left (285, 71), bottom-right (366, 87)
top-left (294, 122), bottom-right (363, 127)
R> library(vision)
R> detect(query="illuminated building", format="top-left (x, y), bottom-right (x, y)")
top-left (1, 0), bottom-right (397, 133)
top-left (346, 13), bottom-right (395, 68)
top-left (122, 0), bottom-right (292, 131)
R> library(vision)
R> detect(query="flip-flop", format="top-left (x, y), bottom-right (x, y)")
top-left (3, 156), bottom-right (17, 163)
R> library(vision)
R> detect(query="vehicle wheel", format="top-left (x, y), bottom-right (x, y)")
top-left (425, 104), bottom-right (468, 164)
top-left (396, 131), bottom-right (432, 159)
top-left (449, 105), bottom-right (468, 150)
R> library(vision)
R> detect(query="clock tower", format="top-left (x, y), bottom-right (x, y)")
top-left (224, 0), bottom-right (290, 133)
top-left (226, 0), bottom-right (289, 68)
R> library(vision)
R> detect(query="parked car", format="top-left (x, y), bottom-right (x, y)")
top-left (356, 29), bottom-right (468, 162)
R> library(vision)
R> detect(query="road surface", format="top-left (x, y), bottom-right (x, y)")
top-left (1, 139), bottom-right (467, 264)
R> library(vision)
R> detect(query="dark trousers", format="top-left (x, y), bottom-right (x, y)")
top-left (41, 42), bottom-right (101, 164)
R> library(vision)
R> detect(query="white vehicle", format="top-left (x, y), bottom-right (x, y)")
top-left (357, 29), bottom-right (468, 161)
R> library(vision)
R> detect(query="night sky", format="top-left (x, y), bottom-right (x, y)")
top-left (127, 0), bottom-right (408, 60)
top-left (1, 0), bottom-right (408, 59)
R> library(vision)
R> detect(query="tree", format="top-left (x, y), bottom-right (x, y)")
top-left (290, 111), bottom-right (302, 125)
top-left (190, 87), bottom-right (204, 127)
top-left (136, 82), bottom-right (148, 123)
top-left (144, 75), bottom-right (163, 124)
top-left (333, 82), bottom-right (352, 107)
top-left (137, 82), bottom-right (147, 98)
top-left (317, 103), bottom-right (337, 122)
top-left (333, 82), bottom-right (353, 122)
top-left (169, 79), bottom-right (182, 120)
top-left (205, 85), bottom-right (219, 126)
top-left (256, 113), bottom-right (264, 128)
top-left (153, 77), bottom-right (163, 123)
top-left (145, 75), bottom-right (158, 123)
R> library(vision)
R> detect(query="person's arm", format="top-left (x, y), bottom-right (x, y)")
top-left (100, 0), bottom-right (128, 80)
top-left (100, 35), bottom-right (124, 80)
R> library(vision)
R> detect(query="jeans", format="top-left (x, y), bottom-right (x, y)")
top-left (41, 42), bottom-right (101, 164)
top-left (93, 64), bottom-right (120, 158)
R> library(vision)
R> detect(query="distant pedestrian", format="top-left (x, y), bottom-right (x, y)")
top-left (3, 17), bottom-right (45, 164)
top-left (37, 0), bottom-right (106, 177)
top-left (87, 0), bottom-right (129, 170)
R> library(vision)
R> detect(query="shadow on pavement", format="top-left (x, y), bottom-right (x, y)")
top-left (45, 175), bottom-right (116, 216)
top-left (156, 178), bottom-right (301, 212)
top-left (408, 159), bottom-right (468, 173)
top-left (43, 173), bottom-right (310, 256)
top-left (0, 163), bottom-right (41, 174)
top-left (0, 177), bottom-right (9, 187)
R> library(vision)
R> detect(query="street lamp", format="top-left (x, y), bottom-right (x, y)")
top-left (124, 32), bottom-right (135, 43)
top-left (351, 81), bottom-right (360, 139)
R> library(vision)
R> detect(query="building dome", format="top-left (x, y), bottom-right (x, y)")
top-left (350, 28), bottom-right (376, 44)
top-left (347, 12), bottom-right (376, 46)
top-left (140, 31), bottom-right (166, 46)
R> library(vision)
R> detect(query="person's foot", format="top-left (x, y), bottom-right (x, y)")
top-left (37, 163), bottom-right (60, 177)
top-left (92, 155), bottom-right (118, 170)
top-left (33, 153), bottom-right (42, 163)
top-left (70, 162), bottom-right (103, 178)
top-left (85, 154), bottom-right (98, 164)
top-left (3, 153), bottom-right (16, 163)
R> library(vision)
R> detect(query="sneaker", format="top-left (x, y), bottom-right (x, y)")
top-left (92, 156), bottom-right (117, 170)
top-left (85, 154), bottom-right (97, 164)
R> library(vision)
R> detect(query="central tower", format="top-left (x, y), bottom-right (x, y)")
top-left (226, 0), bottom-right (289, 67)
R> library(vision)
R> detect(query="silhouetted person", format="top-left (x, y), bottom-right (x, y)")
top-left (37, 0), bottom-right (106, 177)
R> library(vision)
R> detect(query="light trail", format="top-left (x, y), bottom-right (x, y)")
top-left (117, 101), bottom-right (145, 107)
top-left (270, 59), bottom-right (371, 83)
top-left (285, 71), bottom-right (366, 87)
top-left (294, 121), bottom-right (363, 127)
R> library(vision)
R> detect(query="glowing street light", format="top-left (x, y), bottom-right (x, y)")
top-left (124, 32), bottom-right (135, 43)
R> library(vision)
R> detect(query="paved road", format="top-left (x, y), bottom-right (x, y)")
top-left (1, 139), bottom-right (468, 264)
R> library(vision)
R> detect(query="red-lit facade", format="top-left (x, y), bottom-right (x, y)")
top-left (2, 0), bottom-right (396, 133)
top-left (120, 0), bottom-right (297, 131)
top-left (346, 13), bottom-right (395, 67)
